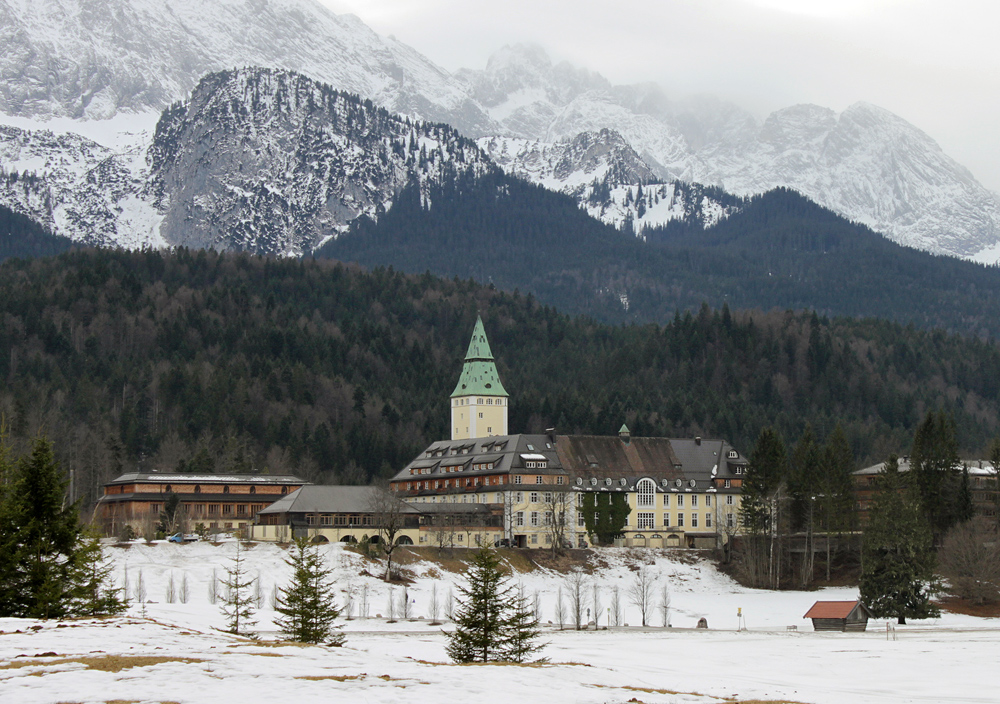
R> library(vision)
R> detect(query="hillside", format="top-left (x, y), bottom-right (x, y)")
top-left (1, 248), bottom-right (998, 511)
top-left (0, 202), bottom-right (76, 261)
top-left (319, 175), bottom-right (1000, 337)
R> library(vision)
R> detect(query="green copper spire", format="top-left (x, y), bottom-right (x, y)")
top-left (451, 316), bottom-right (508, 398)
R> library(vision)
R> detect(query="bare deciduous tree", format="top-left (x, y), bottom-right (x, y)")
top-left (565, 569), bottom-right (588, 629)
top-left (628, 566), bottom-right (656, 626)
top-left (610, 586), bottom-right (623, 627)
top-left (555, 586), bottom-right (566, 630)
top-left (592, 581), bottom-right (603, 628)
top-left (940, 517), bottom-right (1000, 605)
top-left (544, 490), bottom-right (574, 555)
top-left (659, 583), bottom-right (672, 627)
top-left (368, 482), bottom-right (411, 581)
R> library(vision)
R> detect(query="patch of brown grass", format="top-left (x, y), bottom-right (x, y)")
top-left (936, 596), bottom-right (1000, 617)
top-left (1, 655), bottom-right (203, 673)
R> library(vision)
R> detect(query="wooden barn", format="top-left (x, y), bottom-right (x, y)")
top-left (803, 601), bottom-right (872, 632)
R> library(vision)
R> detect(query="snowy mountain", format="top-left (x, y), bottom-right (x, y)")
top-left (0, 0), bottom-right (496, 137)
top-left (149, 68), bottom-right (492, 254)
top-left (1, 3), bottom-right (999, 262)
top-left (459, 45), bottom-right (1000, 262)
top-left (0, 68), bottom-right (496, 254)
top-left (478, 130), bottom-right (739, 233)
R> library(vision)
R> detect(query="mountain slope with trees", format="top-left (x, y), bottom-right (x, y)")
top-left (319, 174), bottom-right (1000, 337)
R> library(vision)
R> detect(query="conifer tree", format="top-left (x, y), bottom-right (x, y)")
top-left (1, 438), bottom-right (83, 618)
top-left (446, 546), bottom-right (542, 663)
top-left (860, 456), bottom-right (938, 624)
top-left (275, 538), bottom-right (344, 645)
top-left (71, 529), bottom-right (127, 617)
top-left (220, 541), bottom-right (257, 636)
top-left (911, 410), bottom-right (963, 536)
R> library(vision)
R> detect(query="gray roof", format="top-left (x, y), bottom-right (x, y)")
top-left (258, 485), bottom-right (418, 515)
top-left (855, 458), bottom-right (995, 476)
top-left (106, 472), bottom-right (306, 485)
top-left (393, 434), bottom-right (563, 482)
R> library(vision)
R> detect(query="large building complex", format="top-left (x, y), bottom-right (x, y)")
top-left (246, 315), bottom-right (748, 548)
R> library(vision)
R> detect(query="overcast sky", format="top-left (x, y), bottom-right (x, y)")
top-left (324, 0), bottom-right (1000, 192)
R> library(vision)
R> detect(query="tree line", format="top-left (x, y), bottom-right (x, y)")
top-left (1, 248), bottom-right (999, 515)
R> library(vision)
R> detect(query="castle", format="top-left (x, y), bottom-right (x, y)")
top-left (249, 316), bottom-right (747, 547)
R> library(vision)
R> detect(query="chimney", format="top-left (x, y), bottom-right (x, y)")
top-left (695, 437), bottom-right (702, 446)
top-left (619, 424), bottom-right (631, 445)
top-left (546, 427), bottom-right (556, 444)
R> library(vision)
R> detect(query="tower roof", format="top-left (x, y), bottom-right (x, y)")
top-left (451, 316), bottom-right (508, 398)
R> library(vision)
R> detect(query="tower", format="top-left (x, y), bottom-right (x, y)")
top-left (450, 316), bottom-right (509, 440)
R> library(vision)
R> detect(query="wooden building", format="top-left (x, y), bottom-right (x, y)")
top-left (804, 600), bottom-right (872, 632)
top-left (95, 472), bottom-right (306, 537)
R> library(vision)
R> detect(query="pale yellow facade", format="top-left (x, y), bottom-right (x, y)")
top-left (450, 395), bottom-right (508, 440)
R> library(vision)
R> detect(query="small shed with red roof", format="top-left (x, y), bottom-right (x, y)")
top-left (803, 600), bottom-right (872, 632)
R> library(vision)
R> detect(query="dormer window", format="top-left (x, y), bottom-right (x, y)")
top-left (728, 450), bottom-right (739, 459)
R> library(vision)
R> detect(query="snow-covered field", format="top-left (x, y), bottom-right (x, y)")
top-left (2, 542), bottom-right (998, 704)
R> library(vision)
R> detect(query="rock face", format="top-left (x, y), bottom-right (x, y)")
top-left (148, 68), bottom-right (492, 254)
top-left (459, 45), bottom-right (1000, 262)
top-left (0, 0), bottom-right (496, 136)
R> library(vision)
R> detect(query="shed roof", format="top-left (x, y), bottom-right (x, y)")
top-left (803, 601), bottom-right (865, 619)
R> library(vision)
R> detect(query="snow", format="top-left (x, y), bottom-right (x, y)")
top-left (1, 542), bottom-right (996, 703)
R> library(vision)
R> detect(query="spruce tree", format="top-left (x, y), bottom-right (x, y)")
top-left (274, 538), bottom-right (344, 645)
top-left (446, 546), bottom-right (542, 663)
top-left (1, 438), bottom-right (82, 618)
top-left (220, 541), bottom-right (257, 636)
top-left (911, 410), bottom-right (962, 536)
top-left (71, 529), bottom-right (127, 617)
top-left (859, 456), bottom-right (939, 624)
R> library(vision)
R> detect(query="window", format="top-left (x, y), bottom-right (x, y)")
top-left (691, 514), bottom-right (698, 528)
top-left (677, 513), bottom-right (684, 527)
top-left (530, 492), bottom-right (539, 504)
top-left (556, 476), bottom-right (565, 485)
top-left (735, 467), bottom-right (744, 475)
top-left (578, 512), bottom-right (586, 527)
top-left (663, 513), bottom-right (670, 527)
top-left (705, 495), bottom-right (711, 506)
top-left (677, 494), bottom-right (684, 508)
top-left (535, 476), bottom-right (543, 484)
top-left (237, 505), bottom-right (247, 516)
top-left (530, 511), bottom-right (539, 526)
top-left (223, 486), bottom-right (230, 494)
top-left (209, 504), bottom-right (220, 516)
top-left (321, 514), bottom-right (333, 526)
top-left (164, 484), bottom-right (172, 493)
top-left (249, 486), bottom-right (256, 495)
top-left (637, 512), bottom-right (654, 529)
top-left (515, 492), bottom-right (523, 503)
top-left (516, 511), bottom-right (525, 527)
top-left (726, 513), bottom-right (735, 528)
top-left (545, 535), bottom-right (552, 544)
top-left (514, 475), bottom-right (522, 484)
top-left (544, 511), bottom-right (553, 526)
top-left (543, 492), bottom-right (553, 504)
top-left (495, 493), bottom-right (502, 503)
top-left (479, 412), bottom-right (483, 418)
top-left (705, 513), bottom-right (712, 527)
top-left (726, 495), bottom-right (734, 505)
top-left (663, 494), bottom-right (670, 508)
top-left (724, 479), bottom-right (731, 488)
top-left (530, 534), bottom-right (538, 544)
top-left (306, 514), bottom-right (317, 526)
top-left (691, 495), bottom-right (698, 508)
top-left (637, 478), bottom-right (655, 507)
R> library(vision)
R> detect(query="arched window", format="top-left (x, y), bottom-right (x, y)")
top-left (249, 486), bottom-right (256, 495)
top-left (164, 484), bottom-right (172, 493)
top-left (637, 478), bottom-right (655, 507)
top-left (194, 485), bottom-right (201, 493)
top-left (223, 486), bottom-right (230, 494)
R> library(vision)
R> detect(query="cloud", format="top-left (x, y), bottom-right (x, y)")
top-left (323, 0), bottom-right (1000, 191)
